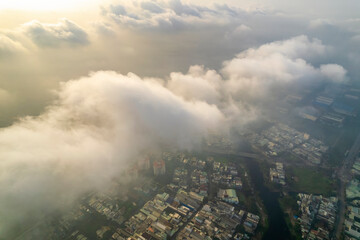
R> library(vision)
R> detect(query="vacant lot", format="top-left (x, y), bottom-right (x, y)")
top-left (287, 167), bottom-right (336, 196)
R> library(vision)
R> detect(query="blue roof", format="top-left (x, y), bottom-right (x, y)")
top-left (332, 102), bottom-right (355, 113)
top-left (313, 101), bottom-right (331, 108)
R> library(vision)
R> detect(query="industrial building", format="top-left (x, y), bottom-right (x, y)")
top-left (313, 96), bottom-right (334, 108)
top-left (319, 113), bottom-right (345, 127)
top-left (332, 101), bottom-right (357, 117)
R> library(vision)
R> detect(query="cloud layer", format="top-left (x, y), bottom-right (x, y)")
top-left (22, 18), bottom-right (89, 47)
top-left (0, 35), bottom-right (348, 237)
top-left (222, 36), bottom-right (346, 100)
top-left (0, 34), bottom-right (26, 55)
top-left (0, 70), bottom-right (225, 236)
top-left (102, 0), bottom-right (246, 30)
top-left (0, 0), bottom-right (357, 237)
top-left (1, 0), bottom-right (359, 128)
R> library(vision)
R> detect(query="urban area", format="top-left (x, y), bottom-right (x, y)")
top-left (12, 81), bottom-right (360, 240)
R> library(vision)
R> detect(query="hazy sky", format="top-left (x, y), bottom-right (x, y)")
top-left (0, 0), bottom-right (359, 238)
top-left (1, 0), bottom-right (359, 125)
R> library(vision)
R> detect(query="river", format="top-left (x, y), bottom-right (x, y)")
top-left (244, 158), bottom-right (292, 240)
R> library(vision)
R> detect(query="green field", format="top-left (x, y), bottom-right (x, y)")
top-left (287, 167), bottom-right (336, 196)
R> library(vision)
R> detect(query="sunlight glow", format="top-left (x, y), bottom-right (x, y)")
top-left (0, 0), bottom-right (99, 11)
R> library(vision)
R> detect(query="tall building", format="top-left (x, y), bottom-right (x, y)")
top-left (128, 165), bottom-right (139, 178)
top-left (153, 159), bottom-right (166, 176)
top-left (138, 156), bottom-right (150, 170)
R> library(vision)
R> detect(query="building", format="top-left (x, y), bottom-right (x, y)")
top-left (297, 193), bottom-right (338, 239)
top-left (176, 201), bottom-right (242, 239)
top-left (285, 94), bottom-right (303, 104)
top-left (128, 165), bottom-right (139, 178)
top-left (217, 189), bottom-right (239, 204)
top-left (320, 113), bottom-right (345, 127)
top-left (139, 157), bottom-right (150, 170)
top-left (313, 96), bottom-right (334, 108)
top-left (153, 160), bottom-right (166, 176)
top-left (345, 206), bottom-right (360, 239)
top-left (332, 101), bottom-right (357, 117)
top-left (241, 211), bottom-right (260, 234)
top-left (298, 106), bottom-right (319, 122)
top-left (346, 180), bottom-right (360, 200)
top-left (269, 162), bottom-right (285, 185)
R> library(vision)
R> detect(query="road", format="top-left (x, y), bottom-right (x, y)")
top-left (334, 131), bottom-right (360, 239)
top-left (203, 147), bottom-right (260, 159)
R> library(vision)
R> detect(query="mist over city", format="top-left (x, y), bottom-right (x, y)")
top-left (1, 1), bottom-right (360, 240)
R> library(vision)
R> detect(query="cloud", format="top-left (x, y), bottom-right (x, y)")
top-left (0, 35), bottom-right (348, 237)
top-left (225, 24), bottom-right (252, 40)
top-left (102, 0), bottom-right (246, 30)
top-left (0, 6), bottom-right (358, 238)
top-left (221, 35), bottom-right (340, 101)
top-left (22, 18), bottom-right (89, 47)
top-left (141, 1), bottom-right (165, 14)
top-left (320, 64), bottom-right (347, 83)
top-left (235, 35), bottom-right (327, 60)
top-left (309, 18), bottom-right (334, 29)
top-left (93, 21), bottom-right (116, 36)
top-left (0, 70), bottom-right (224, 236)
top-left (165, 35), bottom-right (346, 120)
top-left (0, 88), bottom-right (13, 105)
top-left (351, 34), bottom-right (360, 42)
top-left (233, 24), bottom-right (251, 33)
top-left (0, 34), bottom-right (26, 55)
top-left (167, 65), bottom-right (223, 104)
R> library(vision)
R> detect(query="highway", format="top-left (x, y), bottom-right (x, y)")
top-left (334, 131), bottom-right (360, 239)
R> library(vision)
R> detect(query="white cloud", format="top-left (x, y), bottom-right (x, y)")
top-left (93, 21), bottom-right (116, 36)
top-left (0, 70), bottom-right (224, 235)
top-left (234, 24), bottom-right (251, 34)
top-left (309, 18), bottom-right (333, 29)
top-left (232, 24), bottom-right (251, 34)
top-left (222, 36), bottom-right (329, 98)
top-left (22, 18), bottom-right (89, 47)
top-left (0, 34), bottom-right (26, 55)
top-left (225, 24), bottom-right (252, 40)
top-left (235, 35), bottom-right (327, 60)
top-left (320, 64), bottom-right (347, 83)
top-left (0, 34), bottom-right (349, 237)
top-left (167, 65), bottom-right (222, 104)
top-left (102, 0), bottom-right (246, 30)
top-left (215, 35), bottom-right (347, 107)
